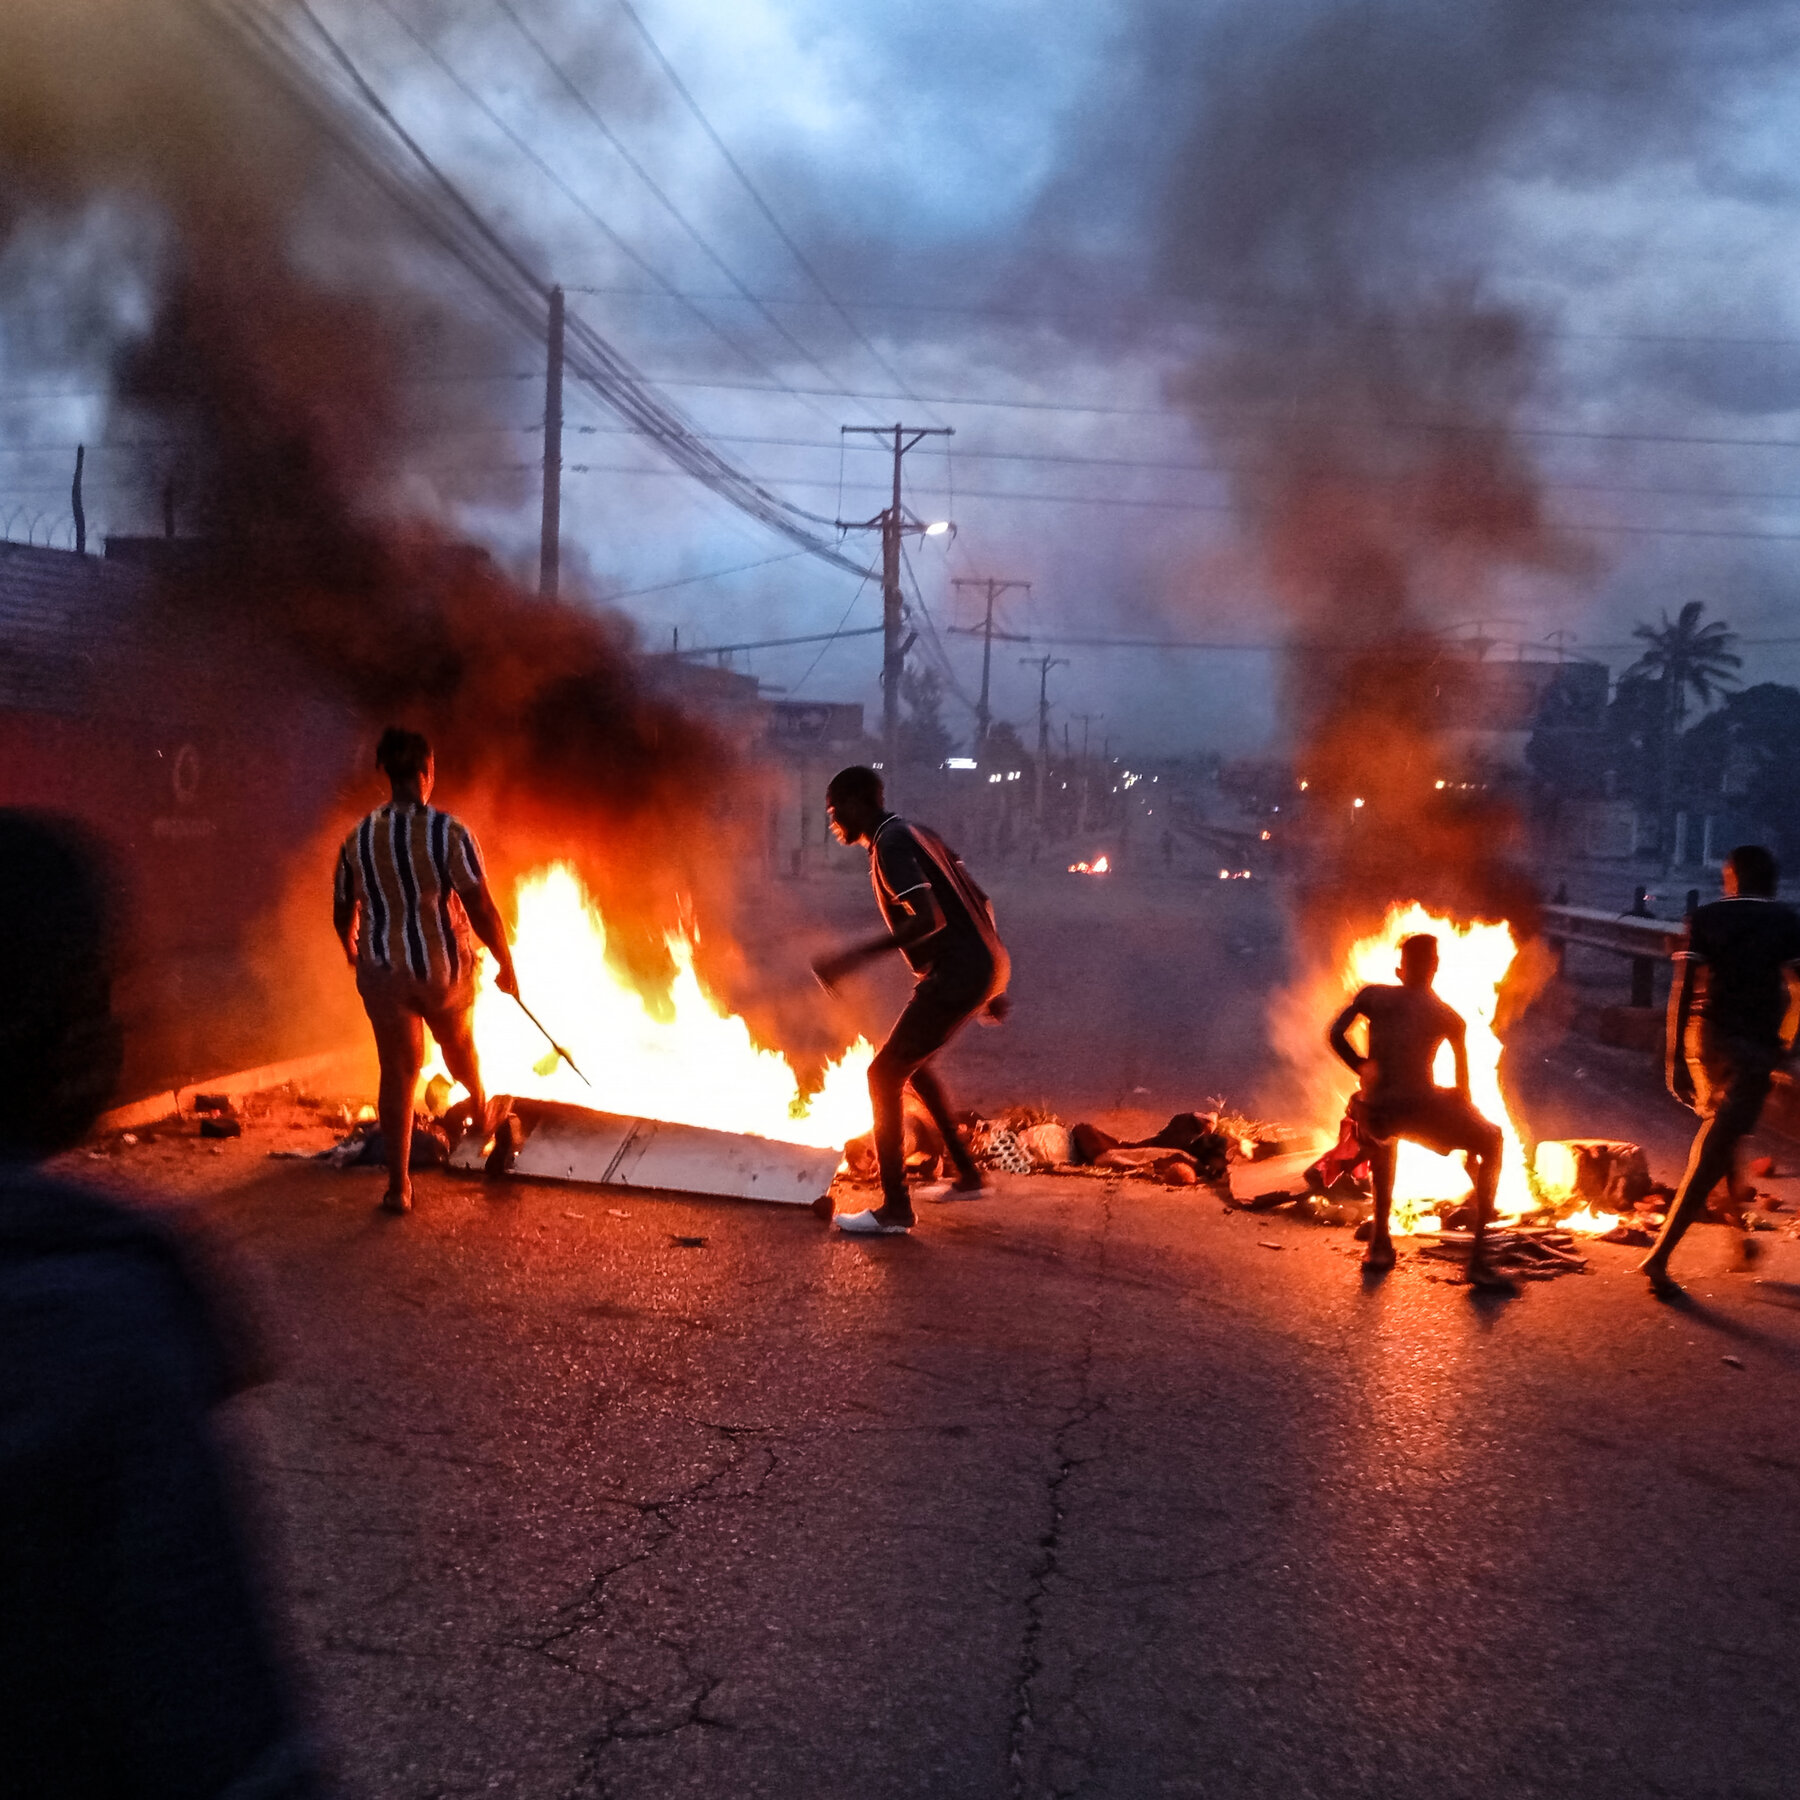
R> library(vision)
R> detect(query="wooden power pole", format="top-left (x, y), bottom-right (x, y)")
top-left (952, 576), bottom-right (1030, 749)
top-left (539, 285), bottom-right (565, 599)
top-left (1020, 653), bottom-right (1068, 832)
top-left (837, 422), bottom-right (953, 773)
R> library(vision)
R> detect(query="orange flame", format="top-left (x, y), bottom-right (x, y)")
top-left (1068, 854), bottom-right (1111, 875)
top-left (429, 864), bottom-right (873, 1147)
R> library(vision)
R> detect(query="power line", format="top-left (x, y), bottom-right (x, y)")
top-left (634, 373), bottom-right (1800, 452)
top-left (222, 0), bottom-right (870, 573)
top-left (790, 571), bottom-right (876, 695)
top-left (668, 623), bottom-right (883, 656)
top-left (24, 417), bottom-right (1800, 514)
top-left (485, 0), bottom-right (862, 412)
top-left (603, 549), bottom-right (810, 601)
top-left (614, 0), bottom-right (943, 424)
top-left (22, 351), bottom-right (1800, 462)
top-left (360, 0), bottom-right (804, 400)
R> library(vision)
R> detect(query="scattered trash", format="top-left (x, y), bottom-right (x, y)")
top-left (1016, 1121), bottom-right (1073, 1168)
top-left (191, 1093), bottom-right (236, 1117)
top-left (562, 1210), bottom-right (585, 1219)
top-left (1723, 1355), bottom-right (1745, 1369)
top-left (607, 1208), bottom-right (629, 1218)
top-left (1535, 1139), bottom-right (1653, 1212)
top-left (198, 1116), bottom-right (242, 1140)
top-left (1415, 1228), bottom-right (1588, 1281)
top-left (120, 1132), bottom-right (138, 1147)
top-left (1257, 1240), bottom-right (1284, 1251)
top-left (670, 1235), bottom-right (707, 1248)
top-left (1071, 1113), bottom-right (1231, 1185)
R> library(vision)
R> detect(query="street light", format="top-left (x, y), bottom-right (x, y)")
top-left (923, 520), bottom-right (951, 537)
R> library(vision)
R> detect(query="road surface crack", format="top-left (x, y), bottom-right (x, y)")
top-left (1009, 1190), bottom-right (1113, 1799)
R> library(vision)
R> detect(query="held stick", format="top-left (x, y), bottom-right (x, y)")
top-left (511, 991), bottom-right (593, 1087)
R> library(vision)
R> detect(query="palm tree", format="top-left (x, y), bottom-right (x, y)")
top-left (1624, 601), bottom-right (1742, 865)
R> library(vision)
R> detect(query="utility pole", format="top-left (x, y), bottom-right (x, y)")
top-left (838, 422), bottom-right (954, 774)
top-left (952, 577), bottom-right (1030, 749)
top-left (1073, 712), bottom-right (1103, 838)
top-left (70, 444), bottom-right (86, 555)
top-left (540, 285), bottom-right (565, 599)
top-left (1020, 654), bottom-right (1067, 834)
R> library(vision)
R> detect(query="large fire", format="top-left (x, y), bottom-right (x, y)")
top-left (430, 864), bottom-right (873, 1148)
top-left (1339, 903), bottom-right (1535, 1233)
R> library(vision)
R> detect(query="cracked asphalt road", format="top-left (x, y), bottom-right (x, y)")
top-left (71, 875), bottom-right (1800, 1796)
top-left (116, 1122), bottom-right (1800, 1800)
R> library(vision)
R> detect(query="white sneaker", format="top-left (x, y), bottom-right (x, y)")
top-left (835, 1207), bottom-right (913, 1235)
top-left (917, 1177), bottom-right (991, 1203)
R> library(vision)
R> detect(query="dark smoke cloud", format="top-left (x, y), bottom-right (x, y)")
top-left (0, 0), bottom-right (750, 1011)
top-left (1133, 1), bottom-right (1788, 922)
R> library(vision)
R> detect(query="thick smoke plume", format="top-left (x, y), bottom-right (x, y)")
top-left (1158, 0), bottom-right (1797, 933)
top-left (1154, 1), bottom-right (1635, 1114)
top-left (0, 0), bottom-right (757, 1021)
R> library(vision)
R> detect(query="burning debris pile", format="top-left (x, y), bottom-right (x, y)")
top-left (835, 1099), bottom-right (1296, 1196)
top-left (424, 864), bottom-right (872, 1150)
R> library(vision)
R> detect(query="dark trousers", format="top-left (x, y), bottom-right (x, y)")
top-left (871, 968), bottom-right (990, 1210)
top-left (1650, 1025), bottom-right (1778, 1265)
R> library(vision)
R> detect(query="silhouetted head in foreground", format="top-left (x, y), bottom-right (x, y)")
top-left (1724, 844), bottom-right (1778, 899)
top-left (826, 765), bottom-right (887, 847)
top-left (375, 725), bottom-right (434, 803)
top-left (1397, 933), bottom-right (1440, 990)
top-left (0, 811), bottom-right (123, 1159)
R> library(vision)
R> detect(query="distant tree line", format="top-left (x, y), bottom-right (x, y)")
top-left (1527, 602), bottom-right (1800, 863)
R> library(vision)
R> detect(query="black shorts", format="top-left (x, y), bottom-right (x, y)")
top-left (1354, 1089), bottom-right (1498, 1157)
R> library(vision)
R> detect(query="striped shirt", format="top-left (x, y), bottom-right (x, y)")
top-left (335, 803), bottom-right (488, 984)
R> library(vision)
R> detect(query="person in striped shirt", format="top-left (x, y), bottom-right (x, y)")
top-left (333, 728), bottom-right (518, 1214)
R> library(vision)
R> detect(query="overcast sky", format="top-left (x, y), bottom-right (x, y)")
top-left (9, 0), bottom-right (1800, 757)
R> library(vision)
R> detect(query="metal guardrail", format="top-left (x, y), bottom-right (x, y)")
top-left (1540, 904), bottom-right (1683, 960)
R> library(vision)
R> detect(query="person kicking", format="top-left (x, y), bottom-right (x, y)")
top-left (812, 765), bottom-right (1010, 1235)
top-left (1640, 844), bottom-right (1800, 1298)
top-left (1328, 932), bottom-right (1514, 1291)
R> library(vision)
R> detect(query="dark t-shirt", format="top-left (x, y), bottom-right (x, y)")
top-left (1684, 897), bottom-right (1800, 1046)
top-left (869, 815), bottom-right (1006, 986)
top-left (0, 1166), bottom-right (317, 1798)
top-left (1348, 983), bottom-right (1464, 1101)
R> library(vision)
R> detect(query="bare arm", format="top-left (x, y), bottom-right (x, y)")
top-left (813, 889), bottom-right (946, 992)
top-left (1783, 965), bottom-right (1800, 1055)
top-left (463, 881), bottom-right (519, 995)
top-left (1327, 1000), bottom-right (1368, 1078)
top-left (332, 849), bottom-right (358, 966)
top-left (1667, 949), bottom-right (1698, 1101)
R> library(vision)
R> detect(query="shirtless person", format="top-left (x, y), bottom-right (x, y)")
top-left (1328, 933), bottom-right (1513, 1290)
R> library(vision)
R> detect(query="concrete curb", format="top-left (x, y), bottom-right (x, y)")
top-left (96, 1048), bottom-right (363, 1135)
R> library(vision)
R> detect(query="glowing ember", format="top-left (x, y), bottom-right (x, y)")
top-left (1339, 904), bottom-right (1534, 1233)
top-left (1069, 854), bottom-right (1111, 875)
top-left (428, 864), bottom-right (872, 1147)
